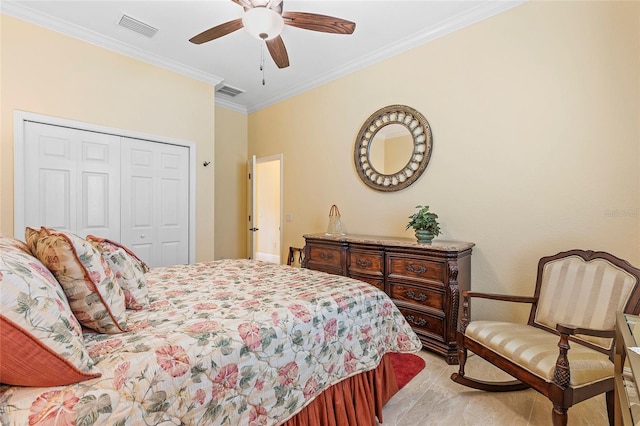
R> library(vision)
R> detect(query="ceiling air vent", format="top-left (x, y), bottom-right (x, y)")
top-left (216, 84), bottom-right (245, 98)
top-left (118, 14), bottom-right (158, 38)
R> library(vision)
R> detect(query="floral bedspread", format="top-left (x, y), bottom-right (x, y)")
top-left (0, 259), bottom-right (421, 425)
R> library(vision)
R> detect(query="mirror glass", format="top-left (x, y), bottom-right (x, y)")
top-left (368, 124), bottom-right (414, 174)
top-left (354, 105), bottom-right (433, 192)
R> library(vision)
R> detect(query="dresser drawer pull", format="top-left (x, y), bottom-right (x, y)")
top-left (406, 291), bottom-right (427, 302)
top-left (405, 315), bottom-right (427, 327)
top-left (319, 252), bottom-right (334, 260)
top-left (356, 258), bottom-right (372, 267)
top-left (405, 263), bottom-right (427, 274)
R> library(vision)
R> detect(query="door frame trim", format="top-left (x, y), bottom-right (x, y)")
top-left (13, 110), bottom-right (197, 264)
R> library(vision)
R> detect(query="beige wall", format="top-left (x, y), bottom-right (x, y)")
top-left (214, 106), bottom-right (248, 259)
top-left (248, 1), bottom-right (640, 322)
top-left (0, 15), bottom-right (216, 261)
top-left (384, 133), bottom-right (413, 174)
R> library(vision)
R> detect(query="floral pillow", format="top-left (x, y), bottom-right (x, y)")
top-left (24, 226), bottom-right (53, 254)
top-left (0, 239), bottom-right (100, 386)
top-left (0, 235), bottom-right (32, 254)
top-left (33, 231), bottom-right (128, 333)
top-left (87, 236), bottom-right (150, 310)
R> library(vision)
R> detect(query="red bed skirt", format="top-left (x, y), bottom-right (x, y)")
top-left (281, 353), bottom-right (399, 426)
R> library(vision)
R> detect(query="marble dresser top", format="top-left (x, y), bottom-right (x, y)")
top-left (303, 233), bottom-right (475, 252)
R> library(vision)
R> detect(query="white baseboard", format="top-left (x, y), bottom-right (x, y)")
top-left (256, 252), bottom-right (279, 263)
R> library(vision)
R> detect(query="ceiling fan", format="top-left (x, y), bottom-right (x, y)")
top-left (189, 0), bottom-right (356, 69)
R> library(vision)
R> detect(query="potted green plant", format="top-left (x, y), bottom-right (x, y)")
top-left (406, 205), bottom-right (440, 243)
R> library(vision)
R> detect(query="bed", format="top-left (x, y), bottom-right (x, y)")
top-left (0, 231), bottom-right (422, 425)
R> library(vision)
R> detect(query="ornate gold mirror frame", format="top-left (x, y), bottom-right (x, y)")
top-left (354, 105), bottom-right (433, 192)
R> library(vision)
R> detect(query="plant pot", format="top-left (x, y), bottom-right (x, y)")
top-left (415, 230), bottom-right (435, 243)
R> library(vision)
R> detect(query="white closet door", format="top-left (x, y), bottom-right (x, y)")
top-left (121, 138), bottom-right (189, 268)
top-left (24, 122), bottom-right (120, 238)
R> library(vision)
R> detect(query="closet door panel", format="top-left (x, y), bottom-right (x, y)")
top-left (76, 132), bottom-right (120, 238)
top-left (129, 174), bottom-right (154, 263)
top-left (40, 168), bottom-right (72, 230)
top-left (82, 172), bottom-right (109, 228)
top-left (24, 122), bottom-right (120, 238)
top-left (25, 123), bottom-right (77, 233)
top-left (121, 138), bottom-right (189, 267)
top-left (122, 143), bottom-right (156, 265)
top-left (21, 119), bottom-right (191, 267)
top-left (158, 146), bottom-right (189, 266)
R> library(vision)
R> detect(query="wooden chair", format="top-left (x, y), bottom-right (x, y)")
top-left (450, 249), bottom-right (640, 425)
top-left (287, 247), bottom-right (304, 267)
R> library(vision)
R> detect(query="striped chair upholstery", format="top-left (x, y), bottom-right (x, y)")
top-left (465, 321), bottom-right (613, 388)
top-left (534, 255), bottom-right (637, 350)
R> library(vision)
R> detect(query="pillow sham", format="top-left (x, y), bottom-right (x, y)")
top-left (87, 236), bottom-right (150, 310)
top-left (0, 235), bottom-right (32, 254)
top-left (0, 240), bottom-right (100, 386)
top-left (33, 231), bottom-right (128, 333)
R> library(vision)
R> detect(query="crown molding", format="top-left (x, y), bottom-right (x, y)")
top-left (1, 1), bottom-right (224, 87)
top-left (215, 97), bottom-right (249, 114)
top-left (245, 0), bottom-right (525, 113)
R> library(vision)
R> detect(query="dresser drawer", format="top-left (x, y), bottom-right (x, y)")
top-left (397, 306), bottom-right (445, 342)
top-left (348, 251), bottom-right (383, 276)
top-left (389, 282), bottom-right (444, 311)
top-left (387, 255), bottom-right (445, 285)
top-left (307, 245), bottom-right (342, 266)
top-left (350, 274), bottom-right (385, 292)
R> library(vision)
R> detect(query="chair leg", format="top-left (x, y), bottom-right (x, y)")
top-left (552, 405), bottom-right (568, 426)
top-left (606, 390), bottom-right (614, 425)
top-left (457, 345), bottom-right (468, 376)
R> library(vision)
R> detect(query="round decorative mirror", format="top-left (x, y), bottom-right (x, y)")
top-left (354, 105), bottom-right (433, 192)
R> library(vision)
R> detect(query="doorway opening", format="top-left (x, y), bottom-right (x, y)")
top-left (248, 154), bottom-right (283, 263)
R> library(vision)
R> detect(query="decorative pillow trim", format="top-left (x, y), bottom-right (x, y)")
top-left (0, 316), bottom-right (101, 387)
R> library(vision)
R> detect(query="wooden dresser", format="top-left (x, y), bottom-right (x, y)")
top-left (303, 233), bottom-right (474, 364)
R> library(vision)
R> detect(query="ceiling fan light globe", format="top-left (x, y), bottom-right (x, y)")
top-left (242, 7), bottom-right (284, 41)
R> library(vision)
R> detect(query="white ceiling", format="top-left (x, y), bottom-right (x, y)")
top-left (2, 0), bottom-right (524, 113)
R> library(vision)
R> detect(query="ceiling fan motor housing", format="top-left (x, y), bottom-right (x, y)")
top-left (242, 7), bottom-right (284, 41)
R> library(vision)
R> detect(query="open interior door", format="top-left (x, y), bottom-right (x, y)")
top-left (246, 155), bottom-right (257, 259)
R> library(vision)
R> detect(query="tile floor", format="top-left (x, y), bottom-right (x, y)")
top-left (381, 350), bottom-right (609, 425)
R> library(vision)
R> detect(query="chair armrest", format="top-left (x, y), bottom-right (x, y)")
top-left (553, 323), bottom-right (615, 388)
top-left (462, 291), bottom-right (538, 304)
top-left (555, 323), bottom-right (615, 339)
top-left (458, 291), bottom-right (539, 333)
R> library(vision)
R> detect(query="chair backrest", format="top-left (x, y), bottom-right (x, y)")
top-left (530, 250), bottom-right (640, 352)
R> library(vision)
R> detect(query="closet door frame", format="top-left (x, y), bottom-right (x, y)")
top-left (13, 110), bottom-right (197, 264)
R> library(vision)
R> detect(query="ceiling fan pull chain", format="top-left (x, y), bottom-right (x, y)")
top-left (260, 41), bottom-right (266, 86)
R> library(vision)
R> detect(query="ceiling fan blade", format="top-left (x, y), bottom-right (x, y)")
top-left (282, 12), bottom-right (355, 35)
top-left (189, 18), bottom-right (244, 44)
top-left (267, 0), bottom-right (283, 13)
top-left (265, 36), bottom-right (290, 68)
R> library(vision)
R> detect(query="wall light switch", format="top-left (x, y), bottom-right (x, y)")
top-left (286, 213), bottom-right (293, 222)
